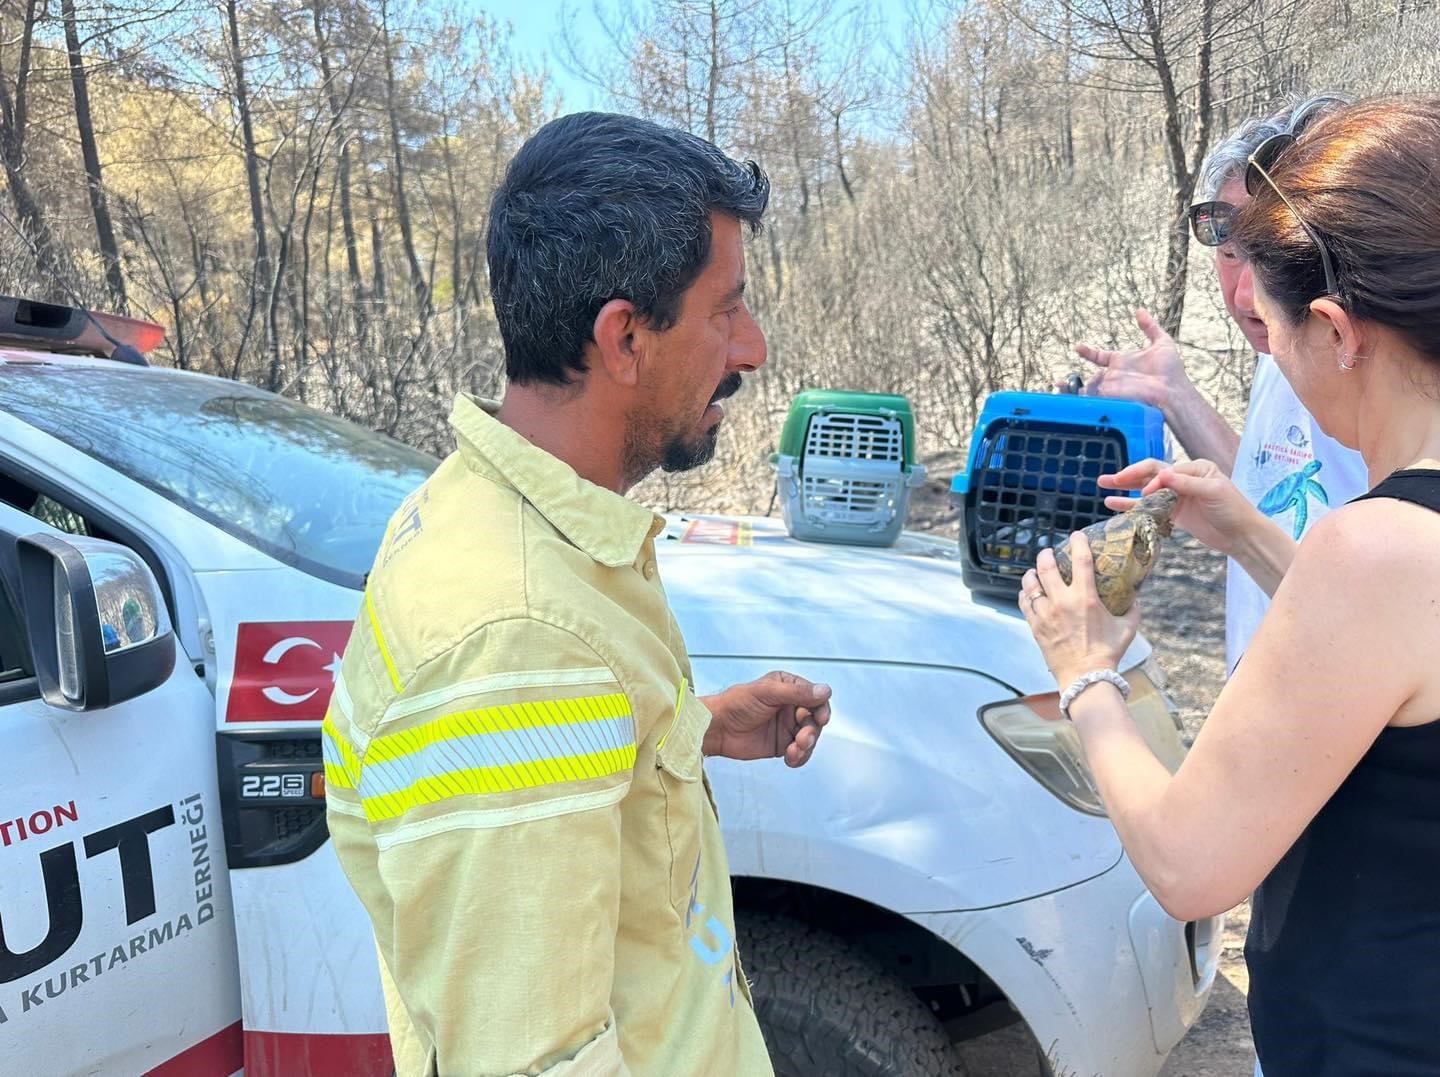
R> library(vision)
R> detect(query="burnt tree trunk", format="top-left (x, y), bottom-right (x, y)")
top-left (61, 0), bottom-right (125, 309)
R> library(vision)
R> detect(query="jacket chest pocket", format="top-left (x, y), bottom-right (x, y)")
top-left (655, 683), bottom-right (711, 920)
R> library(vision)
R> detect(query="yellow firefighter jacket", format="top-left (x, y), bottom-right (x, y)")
top-left (323, 394), bottom-right (772, 1076)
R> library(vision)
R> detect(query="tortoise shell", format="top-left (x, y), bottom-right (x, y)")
top-left (1053, 489), bottom-right (1178, 616)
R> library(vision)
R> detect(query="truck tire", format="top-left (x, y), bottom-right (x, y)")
top-left (737, 911), bottom-right (970, 1077)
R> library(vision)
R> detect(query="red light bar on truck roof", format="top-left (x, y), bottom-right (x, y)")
top-left (0, 295), bottom-right (165, 364)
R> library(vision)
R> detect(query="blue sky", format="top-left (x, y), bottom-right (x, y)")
top-left (477, 0), bottom-right (610, 111)
top-left (471, 0), bottom-right (919, 117)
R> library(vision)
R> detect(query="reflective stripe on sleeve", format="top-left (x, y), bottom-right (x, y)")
top-left (321, 710), bottom-right (362, 791)
top-left (381, 667), bottom-right (616, 726)
top-left (359, 692), bottom-right (637, 822)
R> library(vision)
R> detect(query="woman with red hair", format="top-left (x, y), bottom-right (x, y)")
top-left (1019, 96), bottom-right (1440, 1076)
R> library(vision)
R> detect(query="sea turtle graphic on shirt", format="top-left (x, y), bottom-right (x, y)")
top-left (1257, 459), bottom-right (1329, 539)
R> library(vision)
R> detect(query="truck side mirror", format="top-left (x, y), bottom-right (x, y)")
top-left (15, 532), bottom-right (175, 711)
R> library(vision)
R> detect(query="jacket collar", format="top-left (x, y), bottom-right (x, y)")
top-left (450, 393), bottom-right (659, 568)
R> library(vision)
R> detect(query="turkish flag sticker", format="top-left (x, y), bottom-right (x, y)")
top-left (225, 621), bottom-right (354, 723)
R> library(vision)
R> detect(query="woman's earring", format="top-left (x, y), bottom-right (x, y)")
top-left (1339, 352), bottom-right (1365, 372)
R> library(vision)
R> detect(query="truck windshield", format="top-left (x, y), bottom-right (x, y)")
top-left (1, 364), bottom-right (438, 589)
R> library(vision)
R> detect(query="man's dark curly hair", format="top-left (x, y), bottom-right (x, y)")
top-left (487, 112), bottom-right (770, 386)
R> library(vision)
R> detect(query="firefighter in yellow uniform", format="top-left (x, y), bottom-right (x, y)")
top-left (323, 112), bottom-right (830, 1076)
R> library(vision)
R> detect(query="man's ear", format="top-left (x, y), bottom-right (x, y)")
top-left (592, 298), bottom-right (643, 388)
top-left (1310, 297), bottom-right (1364, 362)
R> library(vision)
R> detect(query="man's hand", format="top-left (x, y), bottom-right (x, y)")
top-left (1067, 308), bottom-right (1188, 411)
top-left (702, 671), bottom-right (831, 768)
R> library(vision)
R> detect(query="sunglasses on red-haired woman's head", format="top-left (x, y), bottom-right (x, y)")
top-left (1244, 132), bottom-right (1340, 298)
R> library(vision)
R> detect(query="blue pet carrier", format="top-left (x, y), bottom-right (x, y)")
top-left (950, 392), bottom-right (1167, 599)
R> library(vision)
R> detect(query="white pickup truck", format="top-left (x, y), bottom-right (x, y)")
top-left (0, 299), bottom-right (1217, 1076)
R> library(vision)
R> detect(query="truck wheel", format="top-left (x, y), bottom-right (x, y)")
top-left (737, 911), bottom-right (969, 1077)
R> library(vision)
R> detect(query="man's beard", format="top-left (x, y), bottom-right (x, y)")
top-left (660, 422), bottom-right (721, 473)
top-left (623, 372), bottom-right (742, 485)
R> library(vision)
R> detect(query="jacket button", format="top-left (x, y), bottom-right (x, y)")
top-left (643, 561), bottom-right (656, 579)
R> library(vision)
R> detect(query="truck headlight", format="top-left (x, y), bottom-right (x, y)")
top-left (979, 659), bottom-right (1186, 816)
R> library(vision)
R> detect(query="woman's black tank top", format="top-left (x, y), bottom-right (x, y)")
top-left (1247, 469), bottom-right (1440, 1076)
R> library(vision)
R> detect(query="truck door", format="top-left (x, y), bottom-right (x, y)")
top-left (0, 503), bottom-right (243, 1075)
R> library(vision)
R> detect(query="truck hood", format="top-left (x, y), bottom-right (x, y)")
top-left (657, 514), bottom-right (1150, 697)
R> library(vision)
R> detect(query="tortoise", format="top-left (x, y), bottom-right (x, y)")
top-left (1053, 488), bottom-right (1178, 616)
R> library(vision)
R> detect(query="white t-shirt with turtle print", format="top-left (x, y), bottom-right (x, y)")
top-left (1225, 352), bottom-right (1370, 675)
